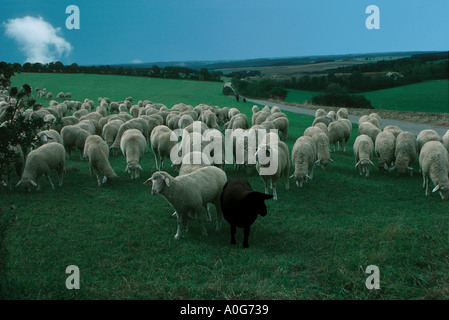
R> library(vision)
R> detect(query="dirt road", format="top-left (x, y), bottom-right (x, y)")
top-left (245, 97), bottom-right (448, 137)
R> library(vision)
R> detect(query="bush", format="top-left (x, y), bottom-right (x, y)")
top-left (222, 86), bottom-right (235, 96)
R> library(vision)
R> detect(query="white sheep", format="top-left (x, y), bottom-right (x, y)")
top-left (120, 129), bottom-right (148, 180)
top-left (353, 134), bottom-right (374, 178)
top-left (83, 135), bottom-right (118, 186)
top-left (225, 113), bottom-right (249, 130)
top-left (290, 136), bottom-right (316, 188)
top-left (374, 131), bottom-right (396, 171)
top-left (417, 129), bottom-right (441, 154)
top-left (390, 131), bottom-right (418, 176)
top-left (358, 121), bottom-right (381, 144)
top-left (315, 109), bottom-right (326, 118)
top-left (16, 142), bottom-right (65, 191)
top-left (150, 125), bottom-right (178, 171)
top-left (102, 119), bottom-right (124, 147)
top-left (308, 130), bottom-right (334, 170)
top-left (337, 108), bottom-right (349, 120)
top-left (270, 116), bottom-right (289, 141)
top-left (110, 118), bottom-right (150, 155)
top-left (419, 141), bottom-right (449, 200)
top-left (328, 120), bottom-right (346, 152)
top-left (37, 129), bottom-right (62, 146)
top-left (383, 125), bottom-right (402, 138)
top-left (255, 133), bottom-right (290, 200)
top-left (61, 125), bottom-right (91, 159)
top-left (143, 166), bottom-right (227, 239)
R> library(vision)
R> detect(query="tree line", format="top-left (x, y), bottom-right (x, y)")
top-left (0, 61), bottom-right (223, 82)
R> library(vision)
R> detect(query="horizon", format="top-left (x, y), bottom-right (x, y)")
top-left (1, 0), bottom-right (448, 66)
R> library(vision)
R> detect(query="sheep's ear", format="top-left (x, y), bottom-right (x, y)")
top-left (383, 163), bottom-right (388, 170)
top-left (315, 160), bottom-right (321, 165)
top-left (102, 176), bottom-right (107, 184)
top-left (15, 180), bottom-right (22, 187)
top-left (164, 177), bottom-right (170, 186)
top-left (432, 185), bottom-right (440, 193)
top-left (124, 164), bottom-right (129, 172)
top-left (389, 166), bottom-right (396, 172)
top-left (289, 174), bottom-right (295, 179)
top-left (329, 159), bottom-right (335, 163)
top-left (143, 178), bottom-right (153, 185)
top-left (138, 164), bottom-right (143, 171)
top-left (30, 180), bottom-right (38, 187)
top-left (355, 161), bottom-right (360, 168)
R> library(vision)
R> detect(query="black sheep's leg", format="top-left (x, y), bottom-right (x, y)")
top-left (230, 224), bottom-right (236, 245)
top-left (243, 226), bottom-right (251, 248)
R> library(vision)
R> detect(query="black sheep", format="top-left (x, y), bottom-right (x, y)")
top-left (220, 178), bottom-right (273, 248)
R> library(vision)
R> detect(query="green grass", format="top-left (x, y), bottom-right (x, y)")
top-left (2, 73), bottom-right (449, 300)
top-left (285, 80), bottom-right (449, 113)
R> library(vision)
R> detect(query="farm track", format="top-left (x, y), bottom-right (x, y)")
top-left (244, 97), bottom-right (448, 137)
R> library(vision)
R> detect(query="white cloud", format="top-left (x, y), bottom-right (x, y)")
top-left (3, 16), bottom-right (73, 64)
top-left (131, 59), bottom-right (143, 64)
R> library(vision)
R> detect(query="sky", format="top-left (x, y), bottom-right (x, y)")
top-left (0, 0), bottom-right (448, 66)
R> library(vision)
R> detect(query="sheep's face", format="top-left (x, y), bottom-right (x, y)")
top-left (433, 184), bottom-right (449, 201)
top-left (144, 173), bottom-right (169, 195)
top-left (17, 178), bottom-right (38, 192)
top-left (245, 192), bottom-right (274, 217)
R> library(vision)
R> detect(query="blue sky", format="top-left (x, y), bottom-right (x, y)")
top-left (1, 0), bottom-right (448, 66)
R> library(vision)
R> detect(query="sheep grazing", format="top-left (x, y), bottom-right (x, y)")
top-left (37, 129), bottom-right (62, 146)
top-left (337, 108), bottom-right (349, 120)
top-left (419, 141), bottom-right (449, 200)
top-left (309, 130), bottom-right (333, 170)
top-left (383, 125), bottom-right (402, 138)
top-left (328, 120), bottom-right (346, 152)
top-left (220, 178), bottom-right (273, 248)
top-left (312, 115), bottom-right (333, 127)
top-left (390, 131), bottom-right (418, 176)
top-left (61, 125), bottom-right (91, 159)
top-left (110, 118), bottom-right (150, 156)
top-left (270, 116), bottom-right (289, 141)
top-left (358, 121), bottom-right (381, 144)
top-left (255, 133), bottom-right (290, 201)
top-left (315, 109), bottom-right (326, 118)
top-left (144, 166), bottom-right (227, 240)
top-left (102, 119), bottom-right (124, 147)
top-left (225, 113), bottom-right (249, 130)
top-left (150, 125), bottom-right (178, 171)
top-left (375, 131), bottom-right (396, 171)
top-left (290, 136), bottom-right (316, 188)
top-left (120, 129), bottom-right (148, 180)
top-left (83, 135), bottom-right (118, 186)
top-left (16, 142), bottom-right (65, 191)
top-left (177, 151), bottom-right (212, 176)
top-left (417, 129), bottom-right (441, 154)
top-left (353, 134), bottom-right (374, 178)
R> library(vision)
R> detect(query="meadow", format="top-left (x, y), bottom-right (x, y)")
top-left (285, 80), bottom-right (449, 114)
top-left (2, 73), bottom-right (449, 299)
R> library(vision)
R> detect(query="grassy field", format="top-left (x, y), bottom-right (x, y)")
top-left (285, 80), bottom-right (449, 113)
top-left (2, 73), bottom-right (449, 300)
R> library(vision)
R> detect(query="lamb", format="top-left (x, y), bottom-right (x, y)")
top-left (220, 178), bottom-right (273, 248)
top-left (83, 135), bottom-right (118, 186)
top-left (143, 166), bottom-right (227, 239)
top-left (417, 129), bottom-right (441, 154)
top-left (353, 134), bottom-right (374, 178)
top-left (120, 129), bottom-right (148, 180)
top-left (150, 125), bottom-right (178, 171)
top-left (390, 131), bottom-right (418, 176)
top-left (61, 125), bottom-right (91, 159)
top-left (374, 131), bottom-right (396, 171)
top-left (419, 141), bottom-right (449, 200)
top-left (254, 133), bottom-right (290, 201)
top-left (442, 130), bottom-right (449, 154)
top-left (337, 108), bottom-right (349, 120)
top-left (358, 121), bottom-right (381, 144)
top-left (16, 142), bottom-right (65, 191)
top-left (290, 136), bottom-right (316, 188)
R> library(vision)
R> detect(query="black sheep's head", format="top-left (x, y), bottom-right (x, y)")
top-left (245, 192), bottom-right (274, 217)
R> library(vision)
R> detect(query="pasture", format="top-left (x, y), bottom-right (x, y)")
top-left (286, 80), bottom-right (449, 114)
top-left (2, 73), bottom-right (449, 300)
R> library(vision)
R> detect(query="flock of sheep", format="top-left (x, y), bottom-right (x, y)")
top-left (1, 89), bottom-right (449, 242)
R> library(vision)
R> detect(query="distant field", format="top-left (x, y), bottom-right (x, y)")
top-left (362, 80), bottom-right (449, 113)
top-left (285, 80), bottom-right (449, 113)
top-left (3, 73), bottom-right (449, 300)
